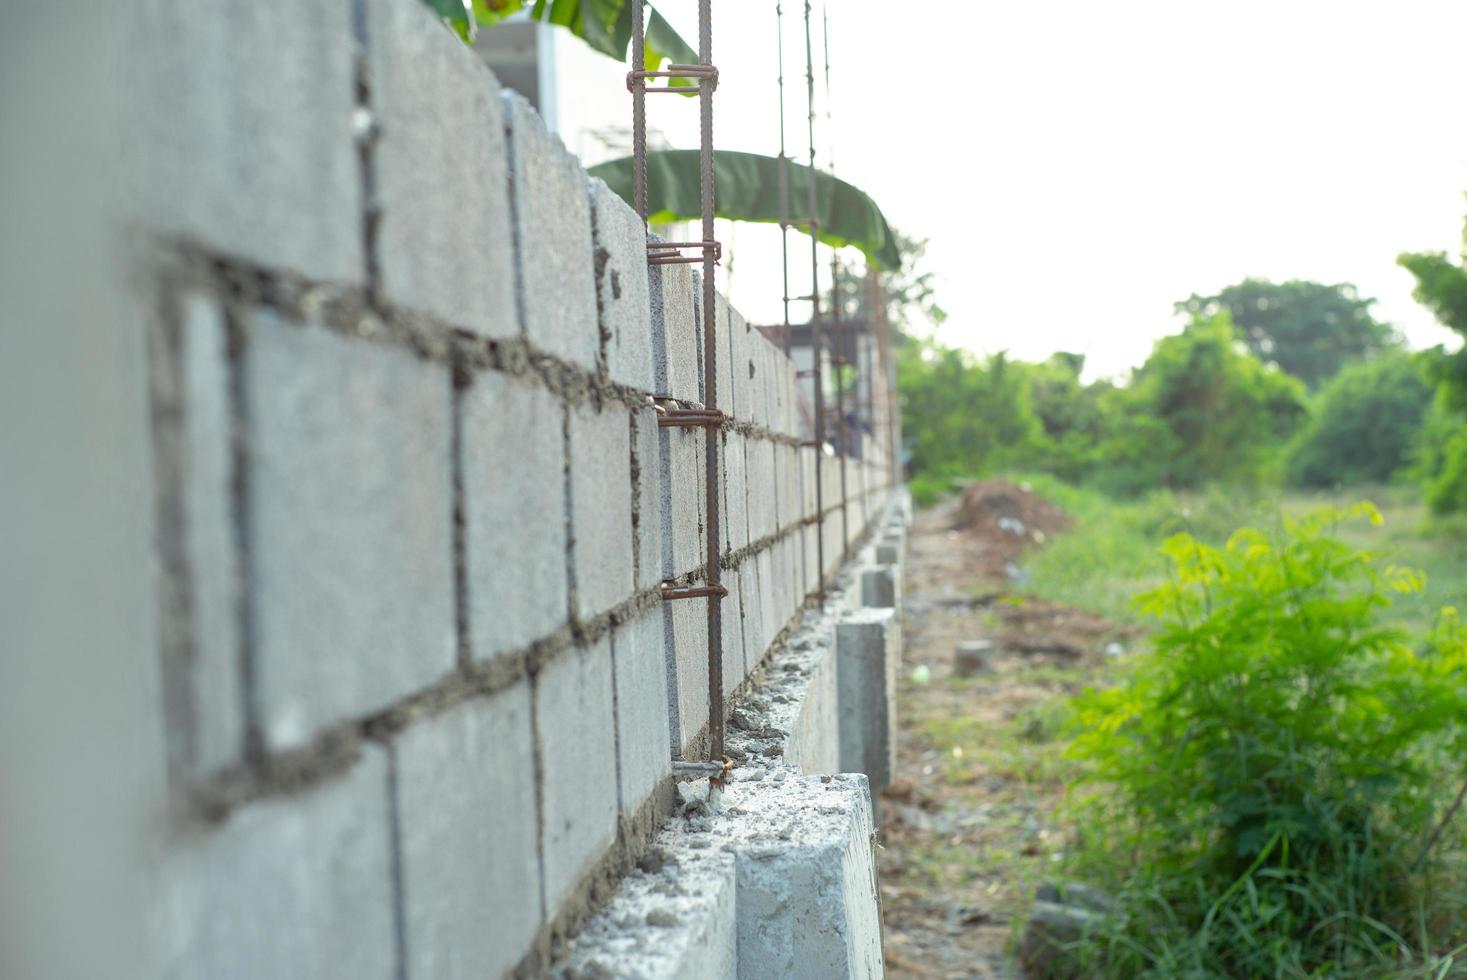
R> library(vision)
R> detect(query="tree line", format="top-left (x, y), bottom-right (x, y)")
top-left (896, 208), bottom-right (1467, 512)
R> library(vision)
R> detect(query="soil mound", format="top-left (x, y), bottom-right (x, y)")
top-left (950, 479), bottom-right (1072, 574)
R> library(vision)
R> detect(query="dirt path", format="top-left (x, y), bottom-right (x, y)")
top-left (877, 484), bottom-right (1134, 979)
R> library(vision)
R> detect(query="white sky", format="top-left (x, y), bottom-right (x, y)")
top-left (567, 0), bottom-right (1467, 379)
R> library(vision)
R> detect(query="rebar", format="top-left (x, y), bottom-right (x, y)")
top-left (804, 0), bottom-right (825, 594)
top-left (631, 0), bottom-right (726, 768)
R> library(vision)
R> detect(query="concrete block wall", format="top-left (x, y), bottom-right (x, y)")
top-left (123, 1), bottom-right (902, 977)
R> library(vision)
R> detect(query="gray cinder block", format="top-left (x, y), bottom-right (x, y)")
top-left (569, 401), bottom-right (633, 619)
top-left (501, 91), bottom-right (598, 369)
top-left (729, 306), bottom-right (752, 424)
top-left (746, 440), bottom-right (776, 544)
top-left (394, 685), bottom-right (541, 980)
top-left (733, 775), bottom-right (884, 980)
top-left (366, 0), bottom-right (516, 338)
top-left (150, 748), bottom-right (396, 980)
top-left (837, 608), bottom-right (900, 793)
top-left (589, 178), bottom-right (653, 391)
top-left (714, 291), bottom-right (735, 417)
top-left (648, 256), bottom-right (698, 403)
top-left (860, 566), bottom-right (898, 610)
top-left (613, 609), bottom-right (673, 813)
top-left (664, 593), bottom-right (709, 755)
top-left (461, 371), bottom-right (568, 660)
top-left (720, 566), bottom-right (747, 695)
top-left (244, 314), bottom-right (455, 749)
top-left (738, 561), bottom-right (765, 669)
top-left (135, 0), bottom-right (361, 283)
top-left (175, 294), bottom-right (245, 774)
top-left (723, 430), bottom-right (749, 554)
top-left (537, 639), bottom-right (618, 911)
top-left (658, 426), bottom-right (704, 578)
top-left (633, 406), bottom-right (665, 591)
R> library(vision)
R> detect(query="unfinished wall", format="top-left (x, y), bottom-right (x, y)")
top-left (115, 1), bottom-right (902, 978)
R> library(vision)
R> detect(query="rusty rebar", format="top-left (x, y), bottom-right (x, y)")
top-left (696, 0), bottom-right (725, 766)
top-left (804, 0), bottom-right (824, 594)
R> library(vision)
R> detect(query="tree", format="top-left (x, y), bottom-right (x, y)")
top-left (1102, 313), bottom-right (1308, 491)
top-left (1285, 352), bottom-right (1433, 488)
top-left (1399, 203), bottom-right (1467, 513)
top-left (1176, 279), bottom-right (1398, 388)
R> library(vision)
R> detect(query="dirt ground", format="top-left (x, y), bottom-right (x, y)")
top-left (878, 481), bottom-right (1136, 978)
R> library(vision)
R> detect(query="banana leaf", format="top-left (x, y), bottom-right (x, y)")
top-left (425, 0), bottom-right (696, 90)
top-left (588, 149), bottom-right (901, 271)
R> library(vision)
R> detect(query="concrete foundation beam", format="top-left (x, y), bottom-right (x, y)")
top-left (836, 608), bottom-right (900, 794)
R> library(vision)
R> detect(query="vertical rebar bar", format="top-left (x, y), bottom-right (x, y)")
top-left (831, 252), bottom-right (848, 546)
top-left (804, 0), bottom-right (824, 594)
top-left (697, 0), bottom-right (724, 764)
top-left (631, 0), bottom-right (647, 225)
top-left (776, 2), bottom-right (792, 358)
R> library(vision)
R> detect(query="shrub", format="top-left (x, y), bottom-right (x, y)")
top-left (1286, 353), bottom-right (1434, 488)
top-left (1060, 505), bottom-right (1467, 977)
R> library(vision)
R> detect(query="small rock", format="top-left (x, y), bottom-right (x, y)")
top-left (910, 664), bottom-right (932, 685)
top-left (1104, 642), bottom-right (1125, 657)
top-left (762, 743), bottom-right (784, 757)
top-left (1035, 880), bottom-right (1118, 914)
top-left (636, 848), bottom-right (669, 874)
top-left (729, 707), bottom-right (757, 731)
top-left (1004, 562), bottom-right (1030, 585)
top-left (1018, 901), bottom-right (1108, 977)
top-left (645, 908), bottom-right (679, 928)
top-left (725, 744), bottom-right (748, 762)
top-left (954, 640), bottom-right (995, 677)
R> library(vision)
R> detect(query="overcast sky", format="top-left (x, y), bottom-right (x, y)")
top-left (625, 0), bottom-right (1467, 379)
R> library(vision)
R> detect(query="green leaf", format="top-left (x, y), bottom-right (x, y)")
top-left (587, 149), bottom-right (902, 271)
top-left (425, 0), bottom-right (477, 40)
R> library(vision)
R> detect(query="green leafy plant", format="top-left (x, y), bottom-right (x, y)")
top-left (424, 0), bottom-right (696, 83)
top-left (1059, 504), bottom-right (1467, 977)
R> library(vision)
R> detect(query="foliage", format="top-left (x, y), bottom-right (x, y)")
top-left (1399, 204), bottom-right (1467, 514)
top-left (1061, 506), bottom-right (1467, 976)
top-left (423, 0), bottom-right (696, 83)
top-left (1285, 351), bottom-right (1433, 489)
top-left (1097, 313), bottom-right (1308, 494)
top-left (897, 342), bottom-right (1045, 484)
top-left (1177, 278), bottom-right (1399, 388)
top-left (587, 150), bottom-right (902, 270)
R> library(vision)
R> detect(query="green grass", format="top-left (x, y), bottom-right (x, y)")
top-left (1009, 475), bottom-right (1467, 638)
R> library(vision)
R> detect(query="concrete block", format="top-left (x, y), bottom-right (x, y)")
top-left (462, 371), bottom-right (568, 660)
top-left (860, 566), bottom-right (898, 609)
top-left (718, 566), bottom-right (747, 695)
top-left (722, 430), bottom-right (749, 555)
top-left (368, 0), bottom-right (515, 336)
top-left (714, 291), bottom-right (735, 417)
top-left (756, 548), bottom-right (778, 656)
top-left (502, 91), bottom-right (598, 369)
top-left (569, 401), bottom-right (633, 619)
top-left (801, 446), bottom-right (818, 520)
top-left (135, 0), bottom-right (361, 282)
top-left (538, 639), bottom-right (619, 911)
top-left (738, 561), bottom-right (765, 667)
top-left (747, 439), bottom-right (776, 544)
top-left (244, 314), bottom-right (455, 748)
top-left (395, 684), bottom-right (541, 980)
top-left (729, 305), bottom-right (752, 423)
top-left (590, 178), bottom-right (653, 391)
top-left (176, 294), bottom-right (244, 774)
top-left (149, 749), bottom-right (395, 980)
top-left (691, 270), bottom-right (706, 404)
top-left (803, 523), bottom-right (820, 597)
top-left (731, 775), bottom-right (884, 980)
top-left (837, 608), bottom-right (900, 793)
top-left (615, 609), bottom-right (674, 813)
top-left (658, 426), bottom-right (704, 577)
top-left (648, 255), bottom-right (698, 403)
top-left (553, 838), bottom-right (737, 979)
top-left (770, 637), bottom-right (840, 776)
top-left (662, 594), bottom-right (709, 755)
top-left (633, 406), bottom-right (665, 591)
top-left (875, 541), bottom-right (900, 566)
